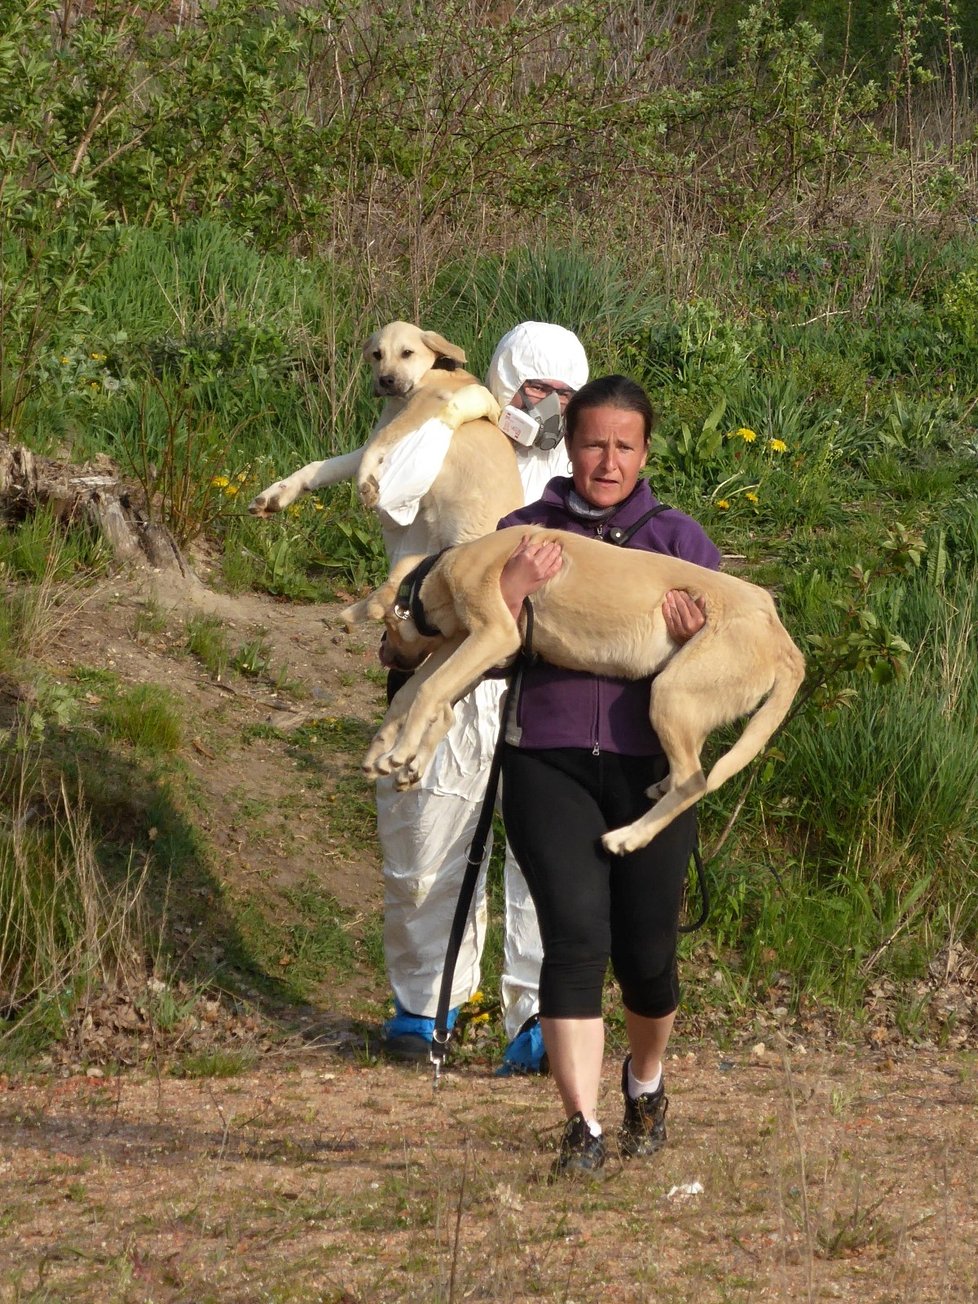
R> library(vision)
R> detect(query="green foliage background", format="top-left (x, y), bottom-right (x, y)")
top-left (3, 0), bottom-right (978, 1044)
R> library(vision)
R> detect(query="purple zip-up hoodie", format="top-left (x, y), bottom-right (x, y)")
top-left (497, 476), bottom-right (721, 756)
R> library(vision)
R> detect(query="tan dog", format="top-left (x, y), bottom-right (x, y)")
top-left (249, 322), bottom-right (522, 551)
top-left (342, 526), bottom-right (806, 855)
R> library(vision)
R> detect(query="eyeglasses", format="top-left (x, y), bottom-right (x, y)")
top-left (521, 379), bottom-right (576, 402)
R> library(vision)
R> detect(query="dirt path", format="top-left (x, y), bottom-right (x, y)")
top-left (1, 1041), bottom-right (975, 1303)
top-left (4, 570), bottom-right (977, 1301)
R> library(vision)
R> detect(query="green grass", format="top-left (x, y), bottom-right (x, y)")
top-left (171, 1048), bottom-right (256, 1079)
top-left (185, 613), bottom-right (233, 679)
top-left (98, 683), bottom-right (184, 753)
top-left (6, 202), bottom-right (978, 1039)
top-left (0, 505), bottom-right (110, 583)
top-left (231, 882), bottom-right (359, 1002)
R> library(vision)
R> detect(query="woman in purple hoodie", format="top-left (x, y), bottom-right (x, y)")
top-left (496, 374), bottom-right (721, 1180)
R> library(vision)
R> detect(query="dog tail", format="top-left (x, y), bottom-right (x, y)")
top-left (703, 639), bottom-right (806, 794)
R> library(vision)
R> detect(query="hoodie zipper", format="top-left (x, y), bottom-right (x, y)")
top-left (591, 520), bottom-right (606, 751)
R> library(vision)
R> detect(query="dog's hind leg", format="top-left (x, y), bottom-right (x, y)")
top-left (700, 640), bottom-right (805, 795)
top-left (602, 671), bottom-right (713, 856)
top-left (604, 625), bottom-right (806, 856)
top-left (602, 736), bottom-right (707, 856)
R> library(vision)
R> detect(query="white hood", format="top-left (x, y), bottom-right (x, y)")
top-left (486, 322), bottom-right (589, 407)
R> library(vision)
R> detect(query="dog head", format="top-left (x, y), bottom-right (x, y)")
top-left (362, 322), bottom-right (467, 399)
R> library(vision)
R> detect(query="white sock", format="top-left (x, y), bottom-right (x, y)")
top-left (627, 1061), bottom-right (662, 1100)
top-left (585, 1118), bottom-right (603, 1137)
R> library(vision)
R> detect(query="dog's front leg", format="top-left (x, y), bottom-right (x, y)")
top-left (390, 703), bottom-right (456, 790)
top-left (362, 711), bottom-right (411, 776)
top-left (384, 624), bottom-right (520, 785)
top-left (362, 638), bottom-right (464, 779)
top-left (250, 448), bottom-right (364, 515)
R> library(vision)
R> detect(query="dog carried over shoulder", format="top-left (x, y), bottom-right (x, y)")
top-left (249, 321), bottom-right (523, 558)
top-left (342, 526), bottom-right (806, 856)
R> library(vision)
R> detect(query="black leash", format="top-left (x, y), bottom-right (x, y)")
top-left (679, 841), bottom-right (710, 933)
top-left (430, 600), bottom-right (534, 1080)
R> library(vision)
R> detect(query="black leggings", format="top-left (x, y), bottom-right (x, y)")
top-left (501, 746), bottom-right (696, 1020)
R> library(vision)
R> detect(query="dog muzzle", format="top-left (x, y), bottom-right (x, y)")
top-left (497, 391), bottom-right (564, 451)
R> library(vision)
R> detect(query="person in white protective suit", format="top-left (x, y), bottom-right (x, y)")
top-left (376, 322), bottom-right (590, 1070)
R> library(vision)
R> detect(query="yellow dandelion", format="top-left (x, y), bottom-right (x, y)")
top-left (236, 470), bottom-right (249, 482)
top-left (211, 475), bottom-right (230, 489)
top-left (288, 504), bottom-right (302, 517)
top-left (313, 501), bottom-right (325, 511)
top-left (769, 438), bottom-right (788, 454)
top-left (745, 491), bottom-right (759, 504)
top-left (716, 499), bottom-right (730, 510)
top-left (472, 1012), bottom-right (490, 1026)
top-left (223, 483), bottom-right (239, 496)
top-left (60, 356), bottom-right (71, 365)
top-left (736, 427), bottom-right (757, 442)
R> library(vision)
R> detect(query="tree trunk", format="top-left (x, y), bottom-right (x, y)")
top-left (0, 436), bottom-right (196, 578)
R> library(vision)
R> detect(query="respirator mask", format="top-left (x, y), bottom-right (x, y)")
top-left (497, 389), bottom-right (565, 451)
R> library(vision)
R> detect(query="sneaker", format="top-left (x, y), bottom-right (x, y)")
top-left (496, 1014), bottom-right (550, 1076)
top-left (550, 1112), bottom-right (607, 1182)
top-left (382, 1000), bottom-right (458, 1063)
top-left (618, 1056), bottom-right (668, 1158)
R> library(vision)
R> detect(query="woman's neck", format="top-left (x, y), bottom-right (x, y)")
top-left (567, 489), bottom-right (619, 522)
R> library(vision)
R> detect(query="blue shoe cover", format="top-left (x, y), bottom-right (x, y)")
top-left (384, 998), bottom-right (458, 1042)
top-left (497, 1016), bottom-right (549, 1076)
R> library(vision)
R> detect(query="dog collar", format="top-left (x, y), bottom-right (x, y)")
top-left (393, 551), bottom-right (446, 637)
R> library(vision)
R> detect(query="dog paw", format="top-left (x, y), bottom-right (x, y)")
top-left (249, 482), bottom-right (296, 515)
top-left (601, 829), bottom-right (629, 858)
top-left (363, 750), bottom-right (394, 778)
top-left (602, 826), bottom-right (652, 857)
top-left (249, 490), bottom-right (279, 516)
top-left (645, 778), bottom-right (670, 800)
top-left (359, 474), bottom-right (379, 509)
top-left (391, 758), bottom-right (423, 790)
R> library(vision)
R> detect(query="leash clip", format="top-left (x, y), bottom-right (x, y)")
top-left (430, 1028), bottom-right (451, 1087)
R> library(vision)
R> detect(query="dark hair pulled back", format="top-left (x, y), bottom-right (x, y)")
top-left (564, 375), bottom-right (655, 445)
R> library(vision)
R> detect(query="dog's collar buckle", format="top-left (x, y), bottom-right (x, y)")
top-left (396, 550), bottom-right (447, 638)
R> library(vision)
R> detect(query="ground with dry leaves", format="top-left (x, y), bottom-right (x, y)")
top-left (3, 569), bottom-right (978, 1302)
top-left (1, 1042), bottom-right (976, 1303)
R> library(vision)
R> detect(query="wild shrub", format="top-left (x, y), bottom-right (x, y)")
top-left (0, 755), bottom-right (152, 1049)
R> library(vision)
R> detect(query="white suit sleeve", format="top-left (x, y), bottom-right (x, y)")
top-left (374, 418), bottom-right (454, 526)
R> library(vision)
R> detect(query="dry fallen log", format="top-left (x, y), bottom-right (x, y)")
top-left (0, 434), bottom-right (196, 578)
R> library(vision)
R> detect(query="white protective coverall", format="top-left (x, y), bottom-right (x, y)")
top-left (374, 322), bottom-right (589, 1039)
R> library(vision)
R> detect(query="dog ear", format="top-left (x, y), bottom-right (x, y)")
top-left (361, 330), bottom-right (380, 360)
top-left (419, 331), bottom-right (466, 365)
top-left (340, 589), bottom-right (390, 631)
top-left (339, 555), bottom-right (423, 631)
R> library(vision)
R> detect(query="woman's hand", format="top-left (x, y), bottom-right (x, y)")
top-left (662, 589), bottom-right (706, 643)
top-left (500, 536), bottom-right (563, 619)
